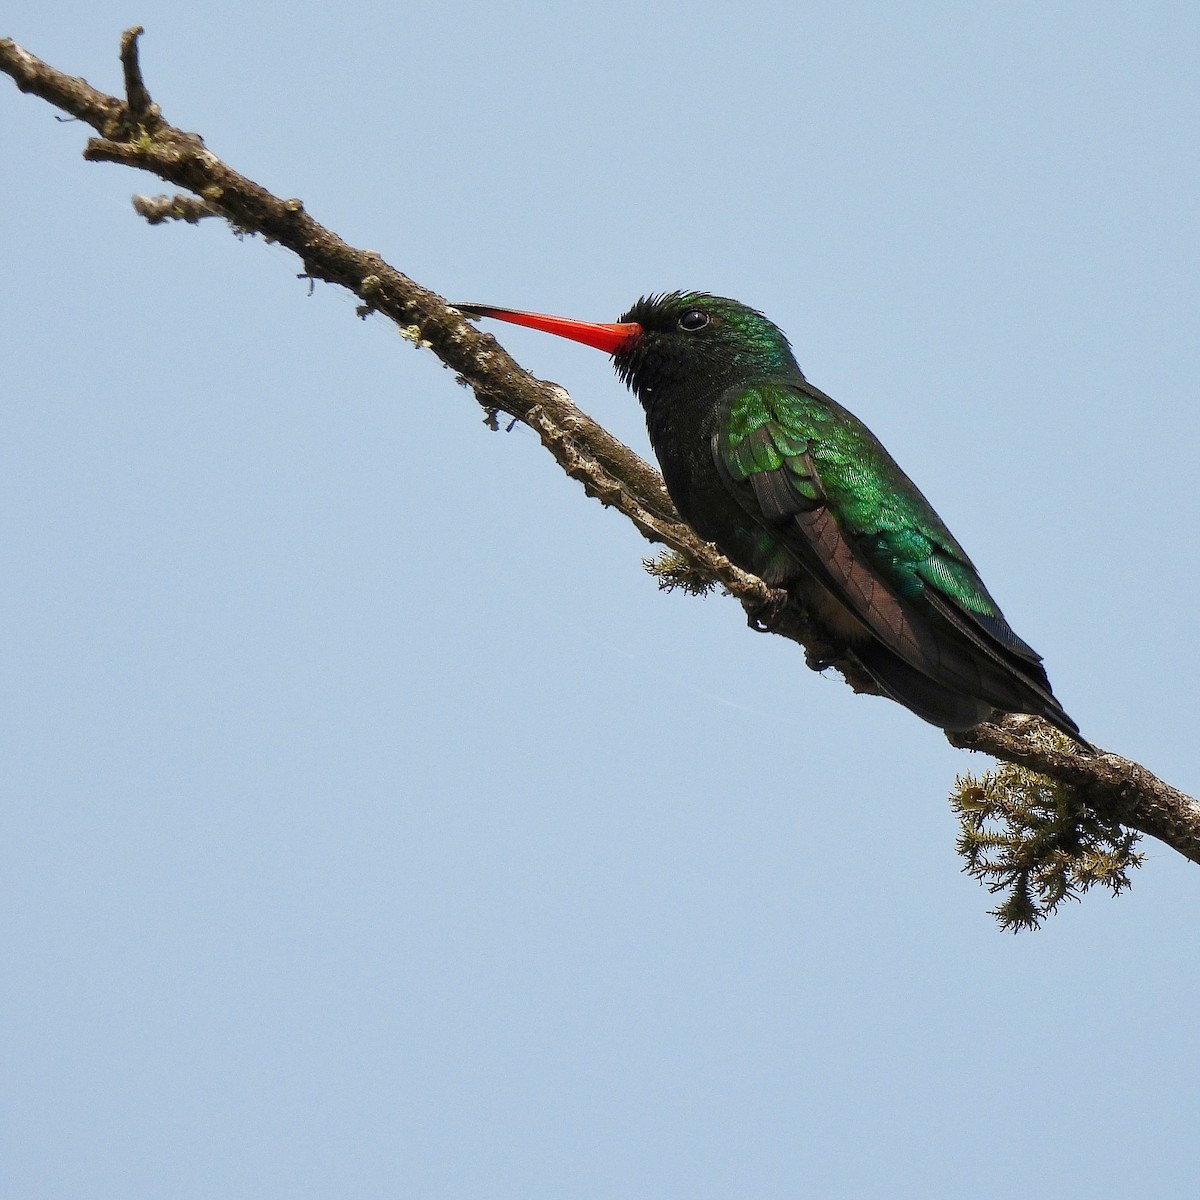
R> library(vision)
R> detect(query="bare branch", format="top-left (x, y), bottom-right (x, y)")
top-left (4, 29), bottom-right (1197, 899)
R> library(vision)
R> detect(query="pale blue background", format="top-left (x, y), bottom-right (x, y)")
top-left (4, 4), bottom-right (1198, 1197)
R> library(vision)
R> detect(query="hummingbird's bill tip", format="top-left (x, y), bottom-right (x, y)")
top-left (455, 303), bottom-right (496, 319)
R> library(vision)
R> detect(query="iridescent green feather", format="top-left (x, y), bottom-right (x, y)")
top-left (720, 382), bottom-right (1011, 625)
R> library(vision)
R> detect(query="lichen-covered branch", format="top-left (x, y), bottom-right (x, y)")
top-left (950, 721), bottom-right (1147, 930)
top-left (949, 719), bottom-right (1200, 865)
top-left (0, 27), bottom-right (841, 677)
top-left (4, 29), bottom-right (1197, 907)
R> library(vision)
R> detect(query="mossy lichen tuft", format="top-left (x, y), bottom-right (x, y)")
top-left (951, 728), bottom-right (1143, 931)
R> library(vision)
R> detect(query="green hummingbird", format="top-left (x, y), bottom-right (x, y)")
top-left (460, 292), bottom-right (1082, 740)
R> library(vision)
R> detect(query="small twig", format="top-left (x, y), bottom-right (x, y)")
top-left (118, 25), bottom-right (155, 123)
top-left (132, 193), bottom-right (220, 225)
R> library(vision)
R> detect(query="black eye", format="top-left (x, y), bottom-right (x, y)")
top-left (677, 310), bottom-right (709, 332)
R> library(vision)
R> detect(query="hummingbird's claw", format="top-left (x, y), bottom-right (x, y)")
top-left (745, 590), bottom-right (790, 633)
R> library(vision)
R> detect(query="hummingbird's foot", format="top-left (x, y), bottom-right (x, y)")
top-left (745, 590), bottom-right (791, 633)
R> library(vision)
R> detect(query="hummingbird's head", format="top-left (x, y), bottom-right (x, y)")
top-left (456, 292), bottom-right (801, 409)
top-left (611, 292), bottom-right (801, 405)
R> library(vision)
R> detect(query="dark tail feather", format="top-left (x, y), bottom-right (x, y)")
top-left (853, 640), bottom-right (994, 732)
top-left (854, 638), bottom-right (1091, 748)
top-left (918, 591), bottom-right (1089, 747)
top-left (1033, 701), bottom-right (1092, 750)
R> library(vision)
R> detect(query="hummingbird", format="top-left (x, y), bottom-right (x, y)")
top-left (460, 292), bottom-right (1083, 741)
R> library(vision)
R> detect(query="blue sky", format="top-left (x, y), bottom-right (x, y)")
top-left (4, 4), bottom-right (1199, 1197)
